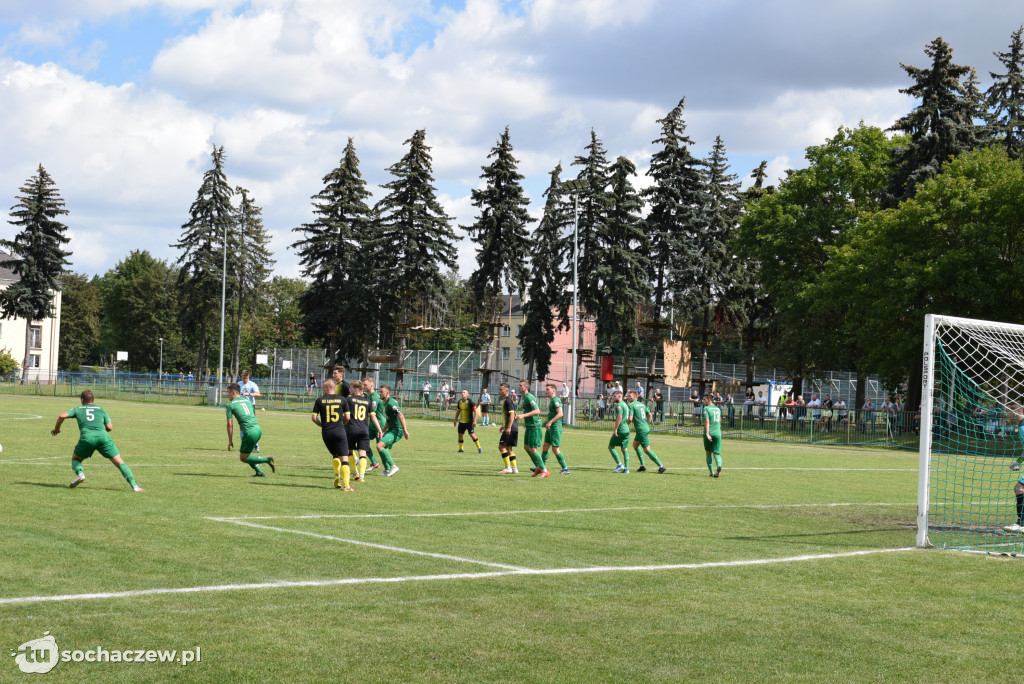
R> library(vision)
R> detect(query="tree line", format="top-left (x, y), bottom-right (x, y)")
top-left (4, 31), bottom-right (1023, 405)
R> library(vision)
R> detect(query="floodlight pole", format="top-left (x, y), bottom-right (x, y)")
top-left (158, 337), bottom-right (163, 380)
top-left (561, 178), bottom-right (588, 426)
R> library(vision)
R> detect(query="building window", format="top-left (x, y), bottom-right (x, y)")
top-left (501, 347), bottom-right (510, 360)
top-left (28, 354), bottom-right (40, 368)
top-left (515, 347), bottom-right (522, 360)
top-left (501, 325), bottom-right (511, 338)
top-left (29, 325), bottom-right (42, 349)
top-left (516, 325), bottom-right (523, 336)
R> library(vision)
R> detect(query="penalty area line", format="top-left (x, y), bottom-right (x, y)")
top-left (209, 518), bottom-right (528, 571)
top-left (0, 547), bottom-right (918, 606)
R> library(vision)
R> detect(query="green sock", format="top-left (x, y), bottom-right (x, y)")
top-left (541, 450), bottom-right (549, 464)
top-left (367, 452), bottom-right (379, 466)
top-left (245, 454), bottom-right (270, 465)
top-left (379, 448), bottom-right (394, 470)
top-left (646, 449), bottom-right (663, 467)
top-left (706, 453), bottom-right (715, 474)
top-left (117, 462), bottom-right (138, 487)
top-left (609, 449), bottom-right (621, 465)
top-left (71, 459), bottom-right (84, 476)
top-left (622, 450), bottom-right (629, 469)
top-left (531, 451), bottom-right (544, 470)
top-left (715, 453), bottom-right (722, 468)
top-left (555, 451), bottom-right (567, 469)
top-left (634, 447), bottom-right (645, 466)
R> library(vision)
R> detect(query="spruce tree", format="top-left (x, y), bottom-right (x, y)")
top-left (465, 127), bottom-right (534, 388)
top-left (641, 99), bottom-right (707, 381)
top-left (520, 164), bottom-right (571, 382)
top-left (987, 26), bottom-right (1024, 159)
top-left (373, 130), bottom-right (457, 387)
top-left (229, 187), bottom-right (274, 377)
top-left (0, 164), bottom-right (72, 381)
top-left (173, 145), bottom-right (234, 380)
top-left (886, 37), bottom-right (984, 205)
top-left (569, 130), bottom-right (613, 322)
top-left (593, 156), bottom-right (650, 375)
top-left (292, 138), bottom-right (377, 367)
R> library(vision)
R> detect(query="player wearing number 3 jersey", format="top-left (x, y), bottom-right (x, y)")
top-left (52, 389), bottom-right (143, 492)
top-left (226, 383), bottom-right (275, 478)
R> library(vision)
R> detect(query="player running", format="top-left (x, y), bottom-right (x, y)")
top-left (376, 384), bottom-right (408, 476)
top-left (226, 382), bottom-right (275, 477)
top-left (312, 379), bottom-right (353, 490)
top-left (541, 382), bottom-right (570, 474)
top-left (628, 389), bottom-right (666, 473)
top-left (345, 381), bottom-right (373, 482)
top-left (497, 382), bottom-right (519, 474)
top-left (237, 369), bottom-right (261, 452)
top-left (703, 394), bottom-right (723, 478)
top-left (52, 389), bottom-right (143, 492)
top-left (454, 389), bottom-right (483, 453)
top-left (517, 380), bottom-right (547, 478)
top-left (609, 390), bottom-right (631, 472)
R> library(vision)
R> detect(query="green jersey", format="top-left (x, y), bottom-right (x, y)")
top-left (67, 404), bottom-right (112, 436)
top-left (615, 401), bottom-right (631, 436)
top-left (226, 396), bottom-right (261, 433)
top-left (384, 397), bottom-right (403, 432)
top-left (547, 397), bottom-right (563, 429)
top-left (630, 400), bottom-right (650, 434)
top-left (368, 391), bottom-right (384, 431)
top-left (518, 392), bottom-right (542, 429)
top-left (703, 404), bottom-right (722, 437)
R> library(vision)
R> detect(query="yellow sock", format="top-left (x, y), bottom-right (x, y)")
top-left (473, 438), bottom-right (481, 449)
top-left (342, 464), bottom-right (351, 488)
top-left (333, 458), bottom-right (341, 478)
top-left (458, 441), bottom-right (464, 451)
top-left (358, 457), bottom-right (367, 479)
top-left (502, 454), bottom-right (510, 468)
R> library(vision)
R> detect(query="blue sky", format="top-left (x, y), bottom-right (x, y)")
top-left (1, 0), bottom-right (1021, 278)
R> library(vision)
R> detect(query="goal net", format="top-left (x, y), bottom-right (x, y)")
top-left (918, 314), bottom-right (1024, 553)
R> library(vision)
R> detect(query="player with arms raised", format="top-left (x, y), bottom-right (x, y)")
top-left (52, 389), bottom-right (143, 492)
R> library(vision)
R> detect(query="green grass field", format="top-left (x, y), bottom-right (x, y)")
top-left (2, 395), bottom-right (1023, 683)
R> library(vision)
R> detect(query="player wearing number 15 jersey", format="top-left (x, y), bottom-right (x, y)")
top-left (312, 379), bottom-right (352, 490)
top-left (226, 383), bottom-right (275, 477)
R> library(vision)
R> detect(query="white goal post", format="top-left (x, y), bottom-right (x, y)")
top-left (918, 314), bottom-right (1024, 552)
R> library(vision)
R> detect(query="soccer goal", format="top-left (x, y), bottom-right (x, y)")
top-left (918, 314), bottom-right (1024, 553)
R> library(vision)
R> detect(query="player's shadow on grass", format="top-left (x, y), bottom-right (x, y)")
top-left (726, 528), bottom-right (904, 543)
top-left (177, 472), bottom-right (247, 479)
top-left (13, 481), bottom-right (72, 489)
top-left (249, 481), bottom-right (325, 490)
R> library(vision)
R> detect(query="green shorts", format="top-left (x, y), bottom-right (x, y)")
top-left (523, 426), bottom-right (542, 449)
top-left (609, 432), bottom-right (630, 449)
top-left (703, 434), bottom-right (722, 454)
top-left (543, 427), bottom-right (562, 448)
top-left (633, 431), bottom-right (650, 448)
top-left (382, 428), bottom-right (404, 448)
top-left (73, 434), bottom-right (119, 460)
top-left (240, 426), bottom-right (263, 455)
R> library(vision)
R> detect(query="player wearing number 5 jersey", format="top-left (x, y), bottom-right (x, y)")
top-left (226, 383), bottom-right (275, 477)
top-left (52, 389), bottom-right (143, 492)
top-left (312, 379), bottom-right (352, 490)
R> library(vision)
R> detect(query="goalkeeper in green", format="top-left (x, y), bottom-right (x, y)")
top-left (1005, 407), bottom-right (1024, 532)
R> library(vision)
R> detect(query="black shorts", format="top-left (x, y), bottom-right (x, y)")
top-left (480, 404), bottom-right (489, 414)
top-left (347, 430), bottom-right (370, 453)
top-left (321, 429), bottom-right (349, 457)
top-left (499, 430), bottom-right (519, 447)
top-left (457, 422), bottom-right (475, 435)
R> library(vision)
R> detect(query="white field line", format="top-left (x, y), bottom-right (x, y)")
top-left (0, 547), bottom-right (918, 606)
top-left (209, 518), bottom-right (528, 571)
top-left (214, 502), bottom-right (918, 521)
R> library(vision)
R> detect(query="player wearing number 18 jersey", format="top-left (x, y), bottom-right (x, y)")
top-left (312, 379), bottom-right (352, 490)
top-left (346, 381), bottom-right (372, 482)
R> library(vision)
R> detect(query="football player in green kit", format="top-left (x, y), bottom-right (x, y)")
top-left (609, 390), bottom-right (631, 473)
top-left (541, 382), bottom-right (570, 474)
top-left (376, 384), bottom-right (408, 476)
top-left (52, 389), bottom-right (143, 492)
top-left (627, 389), bottom-right (666, 473)
top-left (226, 382), bottom-right (275, 477)
top-left (702, 394), bottom-right (723, 477)
top-left (517, 379), bottom-right (548, 478)
top-left (361, 376), bottom-right (385, 472)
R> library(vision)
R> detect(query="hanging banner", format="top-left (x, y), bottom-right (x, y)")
top-left (600, 356), bottom-right (615, 382)
top-left (663, 340), bottom-right (691, 388)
